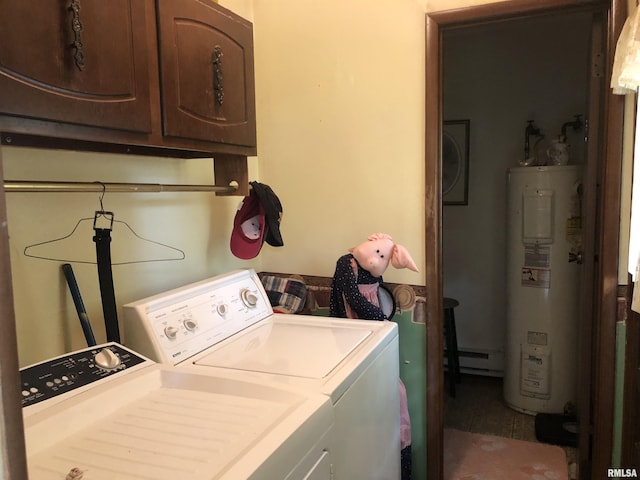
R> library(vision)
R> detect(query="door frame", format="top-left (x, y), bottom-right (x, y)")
top-left (424, 1), bottom-right (626, 478)
top-left (0, 152), bottom-right (28, 477)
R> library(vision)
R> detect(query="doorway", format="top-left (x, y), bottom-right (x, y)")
top-left (424, 1), bottom-right (625, 479)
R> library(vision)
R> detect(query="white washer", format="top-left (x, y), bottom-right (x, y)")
top-left (21, 342), bottom-right (333, 480)
top-left (123, 269), bottom-right (401, 480)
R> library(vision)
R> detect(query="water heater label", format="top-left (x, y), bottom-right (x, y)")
top-left (523, 244), bottom-right (550, 268)
top-left (527, 331), bottom-right (548, 346)
top-left (520, 349), bottom-right (551, 398)
top-left (522, 189), bottom-right (554, 244)
top-left (521, 267), bottom-right (550, 289)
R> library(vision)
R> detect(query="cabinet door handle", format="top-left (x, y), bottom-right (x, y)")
top-left (212, 45), bottom-right (224, 106)
top-left (69, 0), bottom-right (85, 71)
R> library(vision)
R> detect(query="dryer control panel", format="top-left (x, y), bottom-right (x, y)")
top-left (122, 269), bottom-right (273, 365)
top-left (20, 343), bottom-right (150, 409)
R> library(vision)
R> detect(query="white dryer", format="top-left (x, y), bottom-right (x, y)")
top-left (21, 342), bottom-right (333, 480)
top-left (123, 269), bottom-right (401, 480)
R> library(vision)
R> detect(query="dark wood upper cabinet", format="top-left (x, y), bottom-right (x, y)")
top-left (157, 0), bottom-right (256, 148)
top-left (0, 0), bottom-right (256, 158)
top-left (0, 0), bottom-right (153, 133)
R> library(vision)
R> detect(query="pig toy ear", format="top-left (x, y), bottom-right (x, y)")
top-left (391, 244), bottom-right (419, 272)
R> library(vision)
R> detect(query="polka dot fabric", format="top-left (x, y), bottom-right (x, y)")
top-left (329, 254), bottom-right (386, 320)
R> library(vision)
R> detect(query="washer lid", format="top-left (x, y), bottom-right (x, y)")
top-left (195, 320), bottom-right (373, 378)
top-left (24, 366), bottom-right (332, 480)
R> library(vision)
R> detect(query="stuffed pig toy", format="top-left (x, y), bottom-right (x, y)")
top-left (329, 233), bottom-right (418, 480)
top-left (329, 233), bottom-right (418, 319)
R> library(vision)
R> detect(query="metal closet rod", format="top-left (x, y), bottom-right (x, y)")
top-left (2, 180), bottom-right (240, 194)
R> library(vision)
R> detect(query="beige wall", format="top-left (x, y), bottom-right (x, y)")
top-left (247, 0), bottom-right (427, 282)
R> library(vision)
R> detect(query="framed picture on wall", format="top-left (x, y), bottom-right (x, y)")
top-left (442, 119), bottom-right (470, 205)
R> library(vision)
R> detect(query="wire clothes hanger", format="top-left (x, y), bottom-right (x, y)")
top-left (25, 183), bottom-right (186, 343)
top-left (23, 182), bottom-right (186, 265)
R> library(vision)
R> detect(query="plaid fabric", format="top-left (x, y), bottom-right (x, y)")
top-left (261, 275), bottom-right (307, 314)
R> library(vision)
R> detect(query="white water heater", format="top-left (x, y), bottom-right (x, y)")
top-left (504, 165), bottom-right (582, 414)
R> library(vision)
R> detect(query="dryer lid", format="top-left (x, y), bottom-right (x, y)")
top-left (195, 321), bottom-right (373, 378)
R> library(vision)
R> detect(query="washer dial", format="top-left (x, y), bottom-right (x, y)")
top-left (240, 288), bottom-right (258, 308)
top-left (183, 318), bottom-right (198, 331)
top-left (94, 348), bottom-right (121, 370)
top-left (164, 325), bottom-right (179, 339)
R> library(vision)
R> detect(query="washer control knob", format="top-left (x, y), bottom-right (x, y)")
top-left (94, 348), bottom-right (121, 370)
top-left (217, 303), bottom-right (228, 316)
top-left (240, 289), bottom-right (259, 308)
top-left (183, 318), bottom-right (198, 331)
top-left (164, 325), bottom-right (179, 339)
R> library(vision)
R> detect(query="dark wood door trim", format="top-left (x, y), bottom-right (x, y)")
top-left (591, 1), bottom-right (626, 476)
top-left (577, 9), bottom-right (605, 476)
top-left (425, 1), bottom-right (623, 478)
top-left (424, 13), bottom-right (444, 480)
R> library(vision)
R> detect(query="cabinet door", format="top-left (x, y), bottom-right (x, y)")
top-left (0, 1), bottom-right (153, 133)
top-left (157, 0), bottom-right (256, 148)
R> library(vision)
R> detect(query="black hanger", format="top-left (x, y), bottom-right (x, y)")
top-left (23, 182), bottom-right (186, 265)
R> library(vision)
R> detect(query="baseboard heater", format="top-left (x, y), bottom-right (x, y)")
top-left (444, 348), bottom-right (504, 377)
